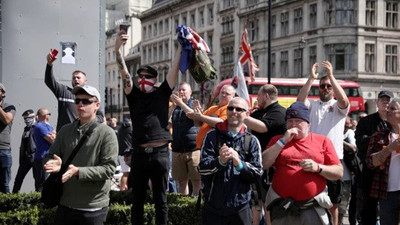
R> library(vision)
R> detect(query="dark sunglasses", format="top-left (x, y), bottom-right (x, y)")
top-left (138, 74), bottom-right (155, 79)
top-left (75, 98), bottom-right (95, 105)
top-left (227, 106), bottom-right (247, 112)
top-left (319, 84), bottom-right (332, 89)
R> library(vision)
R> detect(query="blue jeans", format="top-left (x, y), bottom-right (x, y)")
top-left (379, 191), bottom-right (400, 225)
top-left (0, 149), bottom-right (12, 193)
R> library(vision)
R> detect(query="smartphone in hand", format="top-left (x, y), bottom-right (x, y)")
top-left (51, 49), bottom-right (58, 58)
top-left (120, 24), bottom-right (129, 41)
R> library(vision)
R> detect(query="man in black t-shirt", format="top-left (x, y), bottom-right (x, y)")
top-left (115, 31), bottom-right (182, 225)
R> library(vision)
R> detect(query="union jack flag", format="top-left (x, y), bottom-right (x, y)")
top-left (239, 28), bottom-right (259, 81)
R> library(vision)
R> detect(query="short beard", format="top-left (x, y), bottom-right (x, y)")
top-left (320, 93), bottom-right (332, 102)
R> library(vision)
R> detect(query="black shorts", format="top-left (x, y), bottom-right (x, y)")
top-left (327, 179), bottom-right (343, 204)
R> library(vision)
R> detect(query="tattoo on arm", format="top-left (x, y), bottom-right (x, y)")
top-left (123, 74), bottom-right (132, 88)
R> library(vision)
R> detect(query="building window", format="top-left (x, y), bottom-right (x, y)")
top-left (294, 8), bottom-right (303, 33)
top-left (247, 0), bottom-right (258, 5)
top-left (143, 27), bottom-right (147, 39)
top-left (248, 20), bottom-right (258, 42)
top-left (271, 15), bottom-right (276, 38)
top-left (159, 44), bottom-right (163, 61)
top-left (199, 10), bottom-right (204, 27)
top-left (143, 49), bottom-right (147, 64)
top-left (222, 16), bottom-right (234, 35)
top-left (182, 15), bottom-right (187, 26)
top-left (108, 71), bottom-right (111, 82)
top-left (113, 70), bottom-right (116, 81)
top-left (327, 44), bottom-right (354, 71)
top-left (207, 33), bottom-right (213, 52)
top-left (153, 46), bottom-right (157, 62)
top-left (271, 53), bottom-right (276, 77)
top-left (108, 52), bottom-right (110, 62)
top-left (310, 4), bottom-right (317, 29)
top-left (159, 21), bottom-right (163, 34)
top-left (386, 1), bottom-right (398, 29)
top-left (385, 45), bottom-right (397, 73)
top-left (148, 25), bottom-right (152, 37)
top-left (164, 43), bottom-right (169, 59)
top-left (174, 17), bottom-right (179, 30)
top-left (208, 5), bottom-right (214, 25)
top-left (280, 51), bottom-right (289, 77)
top-left (223, 0), bottom-right (233, 8)
top-left (294, 49), bottom-right (302, 77)
top-left (190, 12), bottom-right (196, 28)
top-left (222, 46), bottom-right (234, 64)
top-left (327, 0), bottom-right (355, 25)
top-left (365, 44), bottom-right (375, 72)
top-left (148, 48), bottom-right (152, 63)
top-left (366, 0), bottom-right (376, 26)
top-left (309, 46), bottom-right (317, 71)
top-left (154, 23), bottom-right (157, 36)
top-left (165, 18), bottom-right (169, 32)
top-left (281, 12), bottom-right (289, 37)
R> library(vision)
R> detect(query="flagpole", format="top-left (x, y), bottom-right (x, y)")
top-left (268, 0), bottom-right (272, 84)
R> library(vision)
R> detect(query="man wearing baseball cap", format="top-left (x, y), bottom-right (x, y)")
top-left (355, 90), bottom-right (393, 225)
top-left (263, 102), bottom-right (343, 225)
top-left (0, 83), bottom-right (16, 193)
top-left (44, 85), bottom-right (118, 224)
top-left (115, 29), bottom-right (182, 225)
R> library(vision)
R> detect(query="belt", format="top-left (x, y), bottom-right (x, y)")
top-left (133, 144), bottom-right (168, 154)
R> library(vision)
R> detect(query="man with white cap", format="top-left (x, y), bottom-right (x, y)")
top-left (0, 83), bottom-right (16, 193)
top-left (44, 85), bottom-right (118, 225)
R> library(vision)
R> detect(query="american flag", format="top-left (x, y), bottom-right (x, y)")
top-left (239, 28), bottom-right (259, 81)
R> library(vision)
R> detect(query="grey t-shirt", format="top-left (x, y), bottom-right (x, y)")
top-left (0, 102), bottom-right (16, 149)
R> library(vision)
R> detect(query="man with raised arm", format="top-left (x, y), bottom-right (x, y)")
top-left (297, 61), bottom-right (350, 225)
top-left (115, 30), bottom-right (182, 225)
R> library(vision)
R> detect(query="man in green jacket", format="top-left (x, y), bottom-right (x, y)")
top-left (44, 85), bottom-right (118, 225)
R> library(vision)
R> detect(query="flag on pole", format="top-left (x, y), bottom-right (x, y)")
top-left (239, 28), bottom-right (259, 81)
top-left (232, 59), bottom-right (250, 106)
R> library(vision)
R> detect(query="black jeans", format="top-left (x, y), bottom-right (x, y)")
top-left (201, 207), bottom-right (252, 225)
top-left (130, 148), bottom-right (169, 225)
top-left (55, 205), bottom-right (108, 225)
top-left (12, 153), bottom-right (34, 193)
top-left (33, 159), bottom-right (48, 192)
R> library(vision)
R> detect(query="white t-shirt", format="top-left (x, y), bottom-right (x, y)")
top-left (308, 99), bottom-right (350, 159)
top-left (342, 129), bottom-right (356, 181)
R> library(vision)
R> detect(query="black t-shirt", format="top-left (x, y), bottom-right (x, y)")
top-left (126, 80), bottom-right (173, 146)
top-left (250, 101), bottom-right (286, 150)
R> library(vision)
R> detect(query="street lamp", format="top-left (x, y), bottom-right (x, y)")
top-left (299, 37), bottom-right (306, 77)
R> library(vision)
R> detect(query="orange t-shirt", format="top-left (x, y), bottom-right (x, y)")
top-left (196, 104), bottom-right (228, 149)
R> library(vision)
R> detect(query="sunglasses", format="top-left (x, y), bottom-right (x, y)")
top-left (319, 84), bottom-right (332, 89)
top-left (227, 106), bottom-right (247, 112)
top-left (75, 98), bottom-right (95, 105)
top-left (138, 74), bottom-right (155, 79)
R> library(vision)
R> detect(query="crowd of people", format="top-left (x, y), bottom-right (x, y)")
top-left (0, 29), bottom-right (398, 225)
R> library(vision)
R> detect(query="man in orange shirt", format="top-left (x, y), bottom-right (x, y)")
top-left (187, 85), bottom-right (236, 149)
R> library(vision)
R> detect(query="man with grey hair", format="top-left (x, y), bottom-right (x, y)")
top-left (44, 85), bottom-right (118, 224)
top-left (0, 83), bottom-right (16, 193)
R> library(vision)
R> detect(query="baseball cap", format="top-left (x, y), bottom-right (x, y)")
top-left (286, 102), bottom-right (310, 123)
top-left (0, 83), bottom-right (6, 93)
top-left (72, 85), bottom-right (101, 102)
top-left (22, 109), bottom-right (35, 117)
top-left (378, 90), bottom-right (394, 99)
top-left (137, 65), bottom-right (158, 77)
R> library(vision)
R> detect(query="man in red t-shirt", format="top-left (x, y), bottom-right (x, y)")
top-left (263, 102), bottom-right (343, 225)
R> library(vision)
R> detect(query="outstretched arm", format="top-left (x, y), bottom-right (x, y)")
top-left (323, 61), bottom-right (349, 109)
top-left (115, 31), bottom-right (133, 95)
top-left (166, 45), bottom-right (182, 89)
top-left (297, 62), bottom-right (318, 107)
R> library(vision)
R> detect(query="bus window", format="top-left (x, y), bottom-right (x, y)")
top-left (289, 87), bottom-right (300, 96)
top-left (248, 84), bottom-right (262, 95)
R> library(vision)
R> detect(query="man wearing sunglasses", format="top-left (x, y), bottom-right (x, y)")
top-left (33, 108), bottom-right (55, 192)
top-left (115, 31), bottom-right (182, 225)
top-left (297, 61), bottom-right (349, 225)
top-left (45, 51), bottom-right (105, 132)
top-left (199, 97), bottom-right (263, 225)
top-left (44, 85), bottom-right (118, 225)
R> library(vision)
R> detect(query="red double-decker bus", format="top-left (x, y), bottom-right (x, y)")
top-left (211, 77), bottom-right (365, 116)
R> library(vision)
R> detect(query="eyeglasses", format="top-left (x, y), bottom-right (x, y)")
top-left (138, 74), bottom-right (155, 79)
top-left (319, 84), bottom-right (332, 89)
top-left (75, 98), bottom-right (95, 105)
top-left (227, 106), bottom-right (247, 113)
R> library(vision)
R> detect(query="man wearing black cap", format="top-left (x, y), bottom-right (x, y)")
top-left (0, 83), bottom-right (16, 193)
top-left (355, 90), bottom-right (393, 225)
top-left (12, 109), bottom-right (36, 193)
top-left (263, 102), bottom-right (343, 225)
top-left (115, 31), bottom-right (182, 225)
